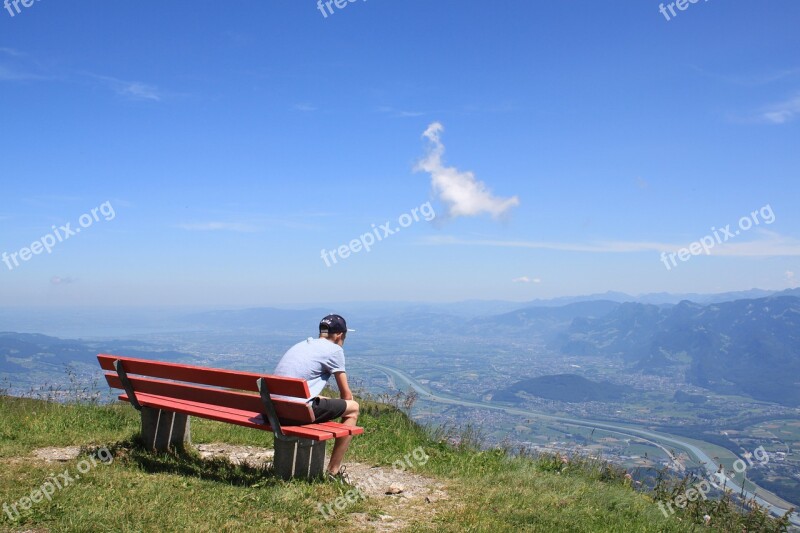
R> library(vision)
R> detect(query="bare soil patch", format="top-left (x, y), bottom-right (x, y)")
top-left (31, 447), bottom-right (81, 462)
top-left (196, 443), bottom-right (451, 531)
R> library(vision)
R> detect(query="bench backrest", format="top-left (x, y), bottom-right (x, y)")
top-left (98, 354), bottom-right (315, 424)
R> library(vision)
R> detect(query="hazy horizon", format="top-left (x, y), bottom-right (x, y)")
top-left (0, 285), bottom-right (793, 311)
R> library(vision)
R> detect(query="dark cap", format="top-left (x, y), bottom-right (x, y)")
top-left (319, 314), bottom-right (354, 335)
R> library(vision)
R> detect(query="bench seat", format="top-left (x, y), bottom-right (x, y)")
top-left (117, 392), bottom-right (362, 441)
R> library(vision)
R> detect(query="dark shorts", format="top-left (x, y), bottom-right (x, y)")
top-left (312, 397), bottom-right (347, 423)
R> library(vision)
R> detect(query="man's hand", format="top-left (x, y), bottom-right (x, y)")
top-left (334, 371), bottom-right (353, 401)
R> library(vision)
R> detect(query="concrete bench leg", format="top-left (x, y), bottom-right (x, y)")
top-left (141, 407), bottom-right (191, 452)
top-left (273, 437), bottom-right (327, 480)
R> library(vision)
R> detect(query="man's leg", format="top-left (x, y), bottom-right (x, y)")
top-left (327, 400), bottom-right (359, 474)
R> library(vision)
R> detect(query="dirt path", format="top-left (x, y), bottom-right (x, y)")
top-left (28, 444), bottom-right (452, 531)
top-left (30, 447), bottom-right (82, 462)
top-left (195, 443), bottom-right (451, 531)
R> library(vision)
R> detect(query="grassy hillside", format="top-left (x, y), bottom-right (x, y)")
top-left (0, 395), bottom-right (790, 532)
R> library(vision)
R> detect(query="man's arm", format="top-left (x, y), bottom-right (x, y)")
top-left (334, 371), bottom-right (353, 401)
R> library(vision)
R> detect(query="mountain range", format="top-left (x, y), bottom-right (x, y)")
top-left (2, 288), bottom-right (799, 407)
top-left (0, 332), bottom-right (192, 373)
top-left (550, 295), bottom-right (800, 406)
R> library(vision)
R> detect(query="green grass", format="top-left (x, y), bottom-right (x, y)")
top-left (0, 395), bottom-right (790, 532)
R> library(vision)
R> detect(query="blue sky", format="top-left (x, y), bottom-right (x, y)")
top-left (1, 0), bottom-right (799, 307)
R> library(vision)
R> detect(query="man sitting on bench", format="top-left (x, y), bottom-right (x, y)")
top-left (273, 314), bottom-right (360, 478)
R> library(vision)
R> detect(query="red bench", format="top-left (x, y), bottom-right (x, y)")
top-left (97, 354), bottom-right (363, 479)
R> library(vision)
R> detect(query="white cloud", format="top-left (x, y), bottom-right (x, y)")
top-left (177, 222), bottom-right (260, 232)
top-left (0, 48), bottom-right (174, 106)
top-left (760, 94), bottom-right (800, 124)
top-left (378, 106), bottom-right (424, 118)
top-left (690, 65), bottom-right (800, 87)
top-left (787, 271), bottom-right (798, 288)
top-left (415, 122), bottom-right (519, 218)
top-left (293, 103), bottom-right (317, 112)
top-left (120, 82), bottom-right (161, 101)
top-left (89, 74), bottom-right (162, 101)
top-left (51, 276), bottom-right (75, 285)
top-left (0, 52), bottom-right (164, 100)
top-left (0, 65), bottom-right (48, 82)
top-left (0, 49), bottom-right (46, 81)
top-left (512, 276), bottom-right (541, 284)
top-left (421, 231), bottom-right (800, 257)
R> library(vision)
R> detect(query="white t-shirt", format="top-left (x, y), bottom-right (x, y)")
top-left (273, 337), bottom-right (346, 401)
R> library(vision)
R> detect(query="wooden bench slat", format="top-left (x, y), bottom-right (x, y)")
top-left (304, 423), bottom-right (362, 437)
top-left (118, 393), bottom-right (350, 441)
top-left (294, 423), bottom-right (353, 439)
top-left (98, 354), bottom-right (310, 398)
top-left (105, 373), bottom-right (315, 424)
top-left (139, 396), bottom-right (363, 437)
top-left (313, 421), bottom-right (364, 438)
top-left (313, 420), bottom-right (363, 434)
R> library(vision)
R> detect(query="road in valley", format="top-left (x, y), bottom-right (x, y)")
top-left (362, 362), bottom-right (800, 527)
